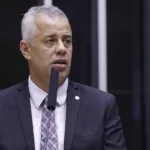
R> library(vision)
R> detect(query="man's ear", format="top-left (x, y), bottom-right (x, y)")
top-left (20, 40), bottom-right (31, 60)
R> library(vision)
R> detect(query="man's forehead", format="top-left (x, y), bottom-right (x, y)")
top-left (34, 13), bottom-right (71, 30)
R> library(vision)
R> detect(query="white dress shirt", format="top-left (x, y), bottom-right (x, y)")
top-left (28, 76), bottom-right (68, 150)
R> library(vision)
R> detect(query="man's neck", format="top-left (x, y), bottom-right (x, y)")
top-left (30, 75), bottom-right (49, 93)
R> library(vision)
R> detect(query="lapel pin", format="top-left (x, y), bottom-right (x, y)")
top-left (75, 96), bottom-right (80, 100)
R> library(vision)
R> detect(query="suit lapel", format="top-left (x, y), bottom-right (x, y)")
top-left (15, 80), bottom-right (35, 150)
top-left (64, 80), bottom-right (81, 150)
top-left (14, 79), bottom-right (80, 150)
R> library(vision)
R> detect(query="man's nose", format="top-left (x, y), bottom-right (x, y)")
top-left (55, 40), bottom-right (66, 56)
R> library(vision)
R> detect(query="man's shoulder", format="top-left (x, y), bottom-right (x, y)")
top-left (0, 83), bottom-right (22, 96)
top-left (72, 81), bottom-right (115, 102)
top-left (0, 81), bottom-right (25, 105)
top-left (71, 81), bottom-right (116, 111)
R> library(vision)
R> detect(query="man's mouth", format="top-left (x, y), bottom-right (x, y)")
top-left (52, 59), bottom-right (67, 72)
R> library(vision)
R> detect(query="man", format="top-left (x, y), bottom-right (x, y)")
top-left (0, 5), bottom-right (126, 150)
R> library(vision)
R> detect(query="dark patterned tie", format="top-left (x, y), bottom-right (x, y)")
top-left (40, 96), bottom-right (58, 150)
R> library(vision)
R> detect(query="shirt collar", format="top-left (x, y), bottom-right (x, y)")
top-left (28, 76), bottom-right (68, 109)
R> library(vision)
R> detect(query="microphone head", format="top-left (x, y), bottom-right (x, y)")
top-left (47, 68), bottom-right (59, 110)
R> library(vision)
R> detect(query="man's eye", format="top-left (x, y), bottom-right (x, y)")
top-left (65, 39), bottom-right (71, 44)
top-left (48, 39), bottom-right (55, 43)
top-left (45, 39), bottom-right (55, 44)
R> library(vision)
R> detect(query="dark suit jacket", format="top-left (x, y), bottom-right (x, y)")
top-left (0, 79), bottom-right (126, 150)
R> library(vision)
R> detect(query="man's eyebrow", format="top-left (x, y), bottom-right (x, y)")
top-left (44, 34), bottom-right (72, 39)
top-left (63, 35), bottom-right (72, 38)
top-left (45, 34), bottom-right (57, 38)
top-left (44, 32), bottom-right (58, 36)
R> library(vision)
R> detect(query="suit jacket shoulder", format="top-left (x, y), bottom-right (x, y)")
top-left (0, 81), bottom-right (27, 106)
top-left (72, 81), bottom-right (116, 110)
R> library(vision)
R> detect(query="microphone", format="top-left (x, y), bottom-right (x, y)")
top-left (47, 68), bottom-right (59, 110)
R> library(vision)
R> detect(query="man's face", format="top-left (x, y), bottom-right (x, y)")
top-left (23, 14), bottom-right (72, 86)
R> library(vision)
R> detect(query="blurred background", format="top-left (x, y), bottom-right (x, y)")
top-left (0, 0), bottom-right (150, 149)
